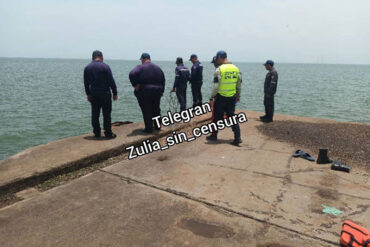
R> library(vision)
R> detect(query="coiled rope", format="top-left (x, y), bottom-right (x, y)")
top-left (166, 92), bottom-right (179, 113)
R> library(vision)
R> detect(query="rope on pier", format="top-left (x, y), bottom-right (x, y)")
top-left (166, 92), bottom-right (179, 113)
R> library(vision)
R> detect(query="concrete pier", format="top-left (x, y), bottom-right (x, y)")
top-left (0, 110), bottom-right (368, 247)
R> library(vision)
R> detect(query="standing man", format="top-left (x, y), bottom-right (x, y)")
top-left (211, 56), bottom-right (217, 68)
top-left (84, 50), bottom-right (118, 139)
top-left (171, 57), bottom-right (190, 112)
top-left (209, 56), bottom-right (218, 134)
top-left (129, 53), bottom-right (165, 133)
top-left (189, 54), bottom-right (203, 107)
top-left (260, 60), bottom-right (278, 123)
top-left (207, 51), bottom-right (242, 146)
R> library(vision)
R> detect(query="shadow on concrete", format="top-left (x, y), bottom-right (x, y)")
top-left (83, 136), bottom-right (116, 141)
top-left (205, 139), bottom-right (234, 145)
top-left (177, 217), bottom-right (235, 239)
top-left (127, 128), bottom-right (155, 137)
top-left (112, 121), bottom-right (133, 126)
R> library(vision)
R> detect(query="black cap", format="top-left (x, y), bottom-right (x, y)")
top-left (263, 60), bottom-right (274, 66)
top-left (189, 54), bottom-right (197, 60)
top-left (176, 57), bottom-right (183, 64)
top-left (92, 50), bottom-right (103, 59)
top-left (216, 50), bottom-right (227, 59)
top-left (211, 56), bottom-right (216, 63)
top-left (140, 53), bottom-right (151, 60)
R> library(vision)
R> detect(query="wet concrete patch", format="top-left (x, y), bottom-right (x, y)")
top-left (157, 155), bottom-right (169, 161)
top-left (316, 189), bottom-right (339, 201)
top-left (177, 217), bottom-right (235, 238)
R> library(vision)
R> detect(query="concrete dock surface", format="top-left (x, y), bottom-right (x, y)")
top-left (0, 114), bottom-right (210, 192)
top-left (0, 110), bottom-right (369, 246)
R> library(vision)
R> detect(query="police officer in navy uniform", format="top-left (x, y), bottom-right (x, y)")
top-left (207, 51), bottom-right (242, 146)
top-left (171, 57), bottom-right (190, 111)
top-left (211, 56), bottom-right (217, 68)
top-left (189, 54), bottom-right (203, 107)
top-left (129, 53), bottom-right (165, 133)
top-left (260, 60), bottom-right (278, 123)
top-left (84, 50), bottom-right (118, 139)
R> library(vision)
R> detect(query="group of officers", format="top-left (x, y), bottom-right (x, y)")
top-left (83, 50), bottom-right (278, 145)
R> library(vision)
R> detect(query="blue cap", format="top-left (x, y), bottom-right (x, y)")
top-left (176, 57), bottom-right (183, 64)
top-left (263, 60), bottom-right (274, 66)
top-left (140, 53), bottom-right (150, 60)
top-left (216, 50), bottom-right (227, 59)
top-left (92, 50), bottom-right (103, 58)
top-left (189, 54), bottom-right (197, 60)
top-left (211, 56), bottom-right (216, 63)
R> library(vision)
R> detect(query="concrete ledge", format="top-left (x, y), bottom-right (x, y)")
top-left (0, 113), bottom-right (211, 194)
top-left (0, 110), bottom-right (368, 246)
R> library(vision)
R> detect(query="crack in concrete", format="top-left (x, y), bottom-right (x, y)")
top-left (327, 171), bottom-right (370, 187)
top-left (284, 168), bottom-right (317, 174)
top-left (206, 163), bottom-right (285, 180)
top-left (259, 148), bottom-right (292, 155)
top-left (250, 192), bottom-right (270, 204)
top-left (269, 157), bottom-right (292, 217)
top-left (99, 169), bottom-right (338, 246)
top-left (203, 162), bottom-right (370, 201)
top-left (346, 204), bottom-right (370, 217)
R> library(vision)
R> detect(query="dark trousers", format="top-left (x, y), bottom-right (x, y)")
top-left (191, 81), bottom-right (202, 107)
top-left (90, 93), bottom-right (112, 136)
top-left (135, 90), bottom-right (162, 131)
top-left (264, 94), bottom-right (275, 120)
top-left (176, 86), bottom-right (187, 111)
top-left (213, 94), bottom-right (240, 139)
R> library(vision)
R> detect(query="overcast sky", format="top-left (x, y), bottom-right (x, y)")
top-left (1, 0), bottom-right (369, 64)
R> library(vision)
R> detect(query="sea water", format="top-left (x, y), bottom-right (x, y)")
top-left (0, 57), bottom-right (369, 160)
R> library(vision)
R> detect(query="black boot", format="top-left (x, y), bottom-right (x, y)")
top-left (231, 138), bottom-right (242, 146)
top-left (261, 118), bottom-right (273, 123)
top-left (206, 134), bottom-right (217, 141)
top-left (316, 148), bottom-right (332, 164)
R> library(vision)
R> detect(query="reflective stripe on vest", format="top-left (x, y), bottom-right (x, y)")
top-left (218, 64), bottom-right (239, 97)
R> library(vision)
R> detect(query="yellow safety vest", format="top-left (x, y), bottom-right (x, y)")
top-left (218, 64), bottom-right (239, 97)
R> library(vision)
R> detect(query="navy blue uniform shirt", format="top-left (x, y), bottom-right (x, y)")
top-left (190, 61), bottom-right (203, 82)
top-left (129, 62), bottom-right (165, 93)
top-left (84, 60), bottom-right (117, 96)
top-left (264, 69), bottom-right (278, 95)
top-left (173, 64), bottom-right (190, 89)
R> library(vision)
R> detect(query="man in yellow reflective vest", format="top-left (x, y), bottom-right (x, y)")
top-left (207, 51), bottom-right (242, 146)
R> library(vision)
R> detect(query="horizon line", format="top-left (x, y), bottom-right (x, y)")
top-left (0, 56), bottom-right (369, 66)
